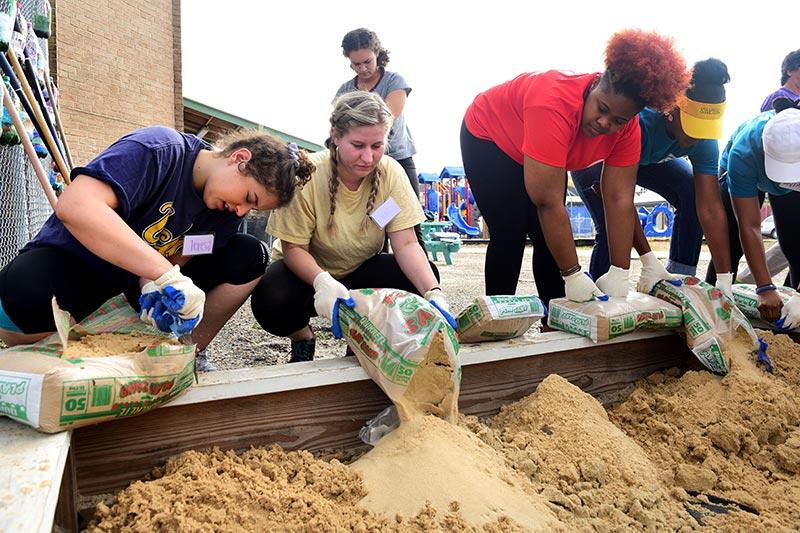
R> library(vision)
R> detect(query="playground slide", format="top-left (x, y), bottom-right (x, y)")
top-left (447, 202), bottom-right (480, 236)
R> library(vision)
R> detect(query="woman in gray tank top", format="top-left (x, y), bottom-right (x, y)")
top-left (335, 28), bottom-right (418, 197)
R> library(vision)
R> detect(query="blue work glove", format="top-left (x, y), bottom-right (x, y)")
top-left (139, 266), bottom-right (205, 333)
top-left (424, 288), bottom-right (458, 330)
top-left (142, 266), bottom-right (205, 320)
top-left (777, 294), bottom-right (800, 331)
top-left (139, 289), bottom-right (201, 336)
top-left (331, 297), bottom-right (357, 339)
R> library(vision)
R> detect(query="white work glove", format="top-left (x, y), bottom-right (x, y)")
top-left (424, 288), bottom-right (458, 329)
top-left (140, 265), bottom-right (205, 323)
top-left (778, 294), bottom-right (800, 330)
top-left (636, 252), bottom-right (681, 294)
top-left (595, 266), bottom-right (630, 298)
top-left (715, 272), bottom-right (734, 301)
top-left (313, 271), bottom-right (354, 322)
top-left (563, 270), bottom-right (607, 303)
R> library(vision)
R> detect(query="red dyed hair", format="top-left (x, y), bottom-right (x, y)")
top-left (604, 29), bottom-right (689, 112)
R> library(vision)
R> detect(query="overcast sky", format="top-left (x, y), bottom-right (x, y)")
top-left (182, 0), bottom-right (796, 175)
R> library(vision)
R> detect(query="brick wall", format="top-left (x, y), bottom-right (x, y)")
top-left (50, 0), bottom-right (182, 165)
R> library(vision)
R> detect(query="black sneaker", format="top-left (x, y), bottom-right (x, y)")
top-left (289, 337), bottom-right (315, 363)
top-left (195, 349), bottom-right (217, 372)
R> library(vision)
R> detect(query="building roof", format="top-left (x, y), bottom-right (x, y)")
top-left (183, 98), bottom-right (323, 151)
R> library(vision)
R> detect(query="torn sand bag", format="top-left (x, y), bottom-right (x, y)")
top-left (732, 284), bottom-right (800, 331)
top-left (650, 276), bottom-right (760, 374)
top-left (456, 295), bottom-right (546, 343)
top-left (336, 288), bottom-right (460, 422)
top-left (547, 292), bottom-right (682, 342)
top-left (0, 295), bottom-right (195, 433)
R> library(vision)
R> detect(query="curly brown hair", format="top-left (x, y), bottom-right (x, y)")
top-left (341, 28), bottom-right (390, 68)
top-left (603, 29), bottom-right (689, 112)
top-left (215, 130), bottom-right (314, 207)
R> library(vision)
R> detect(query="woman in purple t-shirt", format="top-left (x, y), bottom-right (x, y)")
top-left (761, 49), bottom-right (800, 112)
top-left (0, 127), bottom-right (313, 371)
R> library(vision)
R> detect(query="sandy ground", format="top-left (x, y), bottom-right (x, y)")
top-left (205, 239), bottom-right (788, 371)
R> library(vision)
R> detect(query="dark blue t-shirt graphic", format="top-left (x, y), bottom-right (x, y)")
top-left (24, 126), bottom-right (242, 286)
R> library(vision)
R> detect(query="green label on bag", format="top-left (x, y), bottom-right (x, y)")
top-left (485, 295), bottom-right (546, 317)
top-left (0, 376), bottom-right (33, 421)
top-left (57, 361), bottom-right (194, 424)
top-left (694, 341), bottom-right (729, 374)
top-left (456, 303), bottom-right (485, 331)
top-left (549, 305), bottom-right (593, 338)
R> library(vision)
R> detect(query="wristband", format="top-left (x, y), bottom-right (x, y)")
top-left (560, 264), bottom-right (581, 277)
top-left (755, 283), bottom-right (777, 295)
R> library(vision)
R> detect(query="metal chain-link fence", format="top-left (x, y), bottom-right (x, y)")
top-left (0, 144), bottom-right (53, 268)
top-left (0, 0), bottom-right (56, 268)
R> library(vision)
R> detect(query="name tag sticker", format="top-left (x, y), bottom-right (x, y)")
top-left (183, 234), bottom-right (215, 256)
top-left (370, 197), bottom-right (401, 229)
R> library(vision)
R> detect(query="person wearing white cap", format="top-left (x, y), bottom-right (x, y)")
top-left (707, 98), bottom-right (800, 329)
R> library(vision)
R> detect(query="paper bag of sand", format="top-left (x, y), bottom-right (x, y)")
top-left (337, 288), bottom-right (460, 421)
top-left (456, 294), bottom-right (546, 342)
top-left (732, 283), bottom-right (800, 331)
top-left (651, 276), bottom-right (760, 374)
top-left (547, 292), bottom-right (682, 342)
top-left (0, 295), bottom-right (195, 433)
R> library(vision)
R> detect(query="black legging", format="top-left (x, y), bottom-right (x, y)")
top-left (0, 233), bottom-right (268, 333)
top-left (251, 253), bottom-right (440, 336)
top-left (394, 155), bottom-right (426, 250)
top-left (705, 178), bottom-right (800, 288)
top-left (459, 120), bottom-right (564, 305)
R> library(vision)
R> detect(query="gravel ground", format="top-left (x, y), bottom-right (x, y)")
top-left (204, 240), bottom-right (786, 371)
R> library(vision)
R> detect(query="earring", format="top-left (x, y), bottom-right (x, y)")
top-left (238, 161), bottom-right (247, 173)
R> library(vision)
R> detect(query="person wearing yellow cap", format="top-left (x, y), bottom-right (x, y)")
top-left (572, 58), bottom-right (733, 297)
top-left (705, 99), bottom-right (800, 329)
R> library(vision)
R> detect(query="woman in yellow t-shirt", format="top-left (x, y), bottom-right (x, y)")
top-left (251, 92), bottom-right (454, 362)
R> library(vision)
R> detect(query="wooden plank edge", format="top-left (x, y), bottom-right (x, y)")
top-left (0, 419), bottom-right (71, 533)
top-left (41, 434), bottom-right (71, 533)
top-left (171, 329), bottom-right (675, 406)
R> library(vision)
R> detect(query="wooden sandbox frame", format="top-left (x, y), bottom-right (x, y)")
top-left (3, 330), bottom-right (692, 531)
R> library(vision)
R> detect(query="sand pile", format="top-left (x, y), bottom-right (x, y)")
top-left (62, 332), bottom-right (178, 358)
top-left (352, 415), bottom-right (562, 530)
top-left (610, 331), bottom-right (800, 530)
top-left (464, 374), bottom-right (694, 530)
top-left (86, 446), bottom-right (489, 532)
top-left (87, 332), bottom-right (800, 531)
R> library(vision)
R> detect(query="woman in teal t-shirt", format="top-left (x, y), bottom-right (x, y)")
top-left (706, 100), bottom-right (800, 329)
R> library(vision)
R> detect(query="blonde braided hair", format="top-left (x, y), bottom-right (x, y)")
top-left (326, 92), bottom-right (393, 233)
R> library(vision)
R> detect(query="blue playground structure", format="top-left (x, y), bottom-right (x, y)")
top-left (418, 166), bottom-right (482, 264)
top-left (420, 166), bottom-right (480, 236)
top-left (638, 203), bottom-right (674, 238)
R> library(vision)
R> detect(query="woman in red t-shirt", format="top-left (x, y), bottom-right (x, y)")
top-left (461, 29), bottom-right (688, 305)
